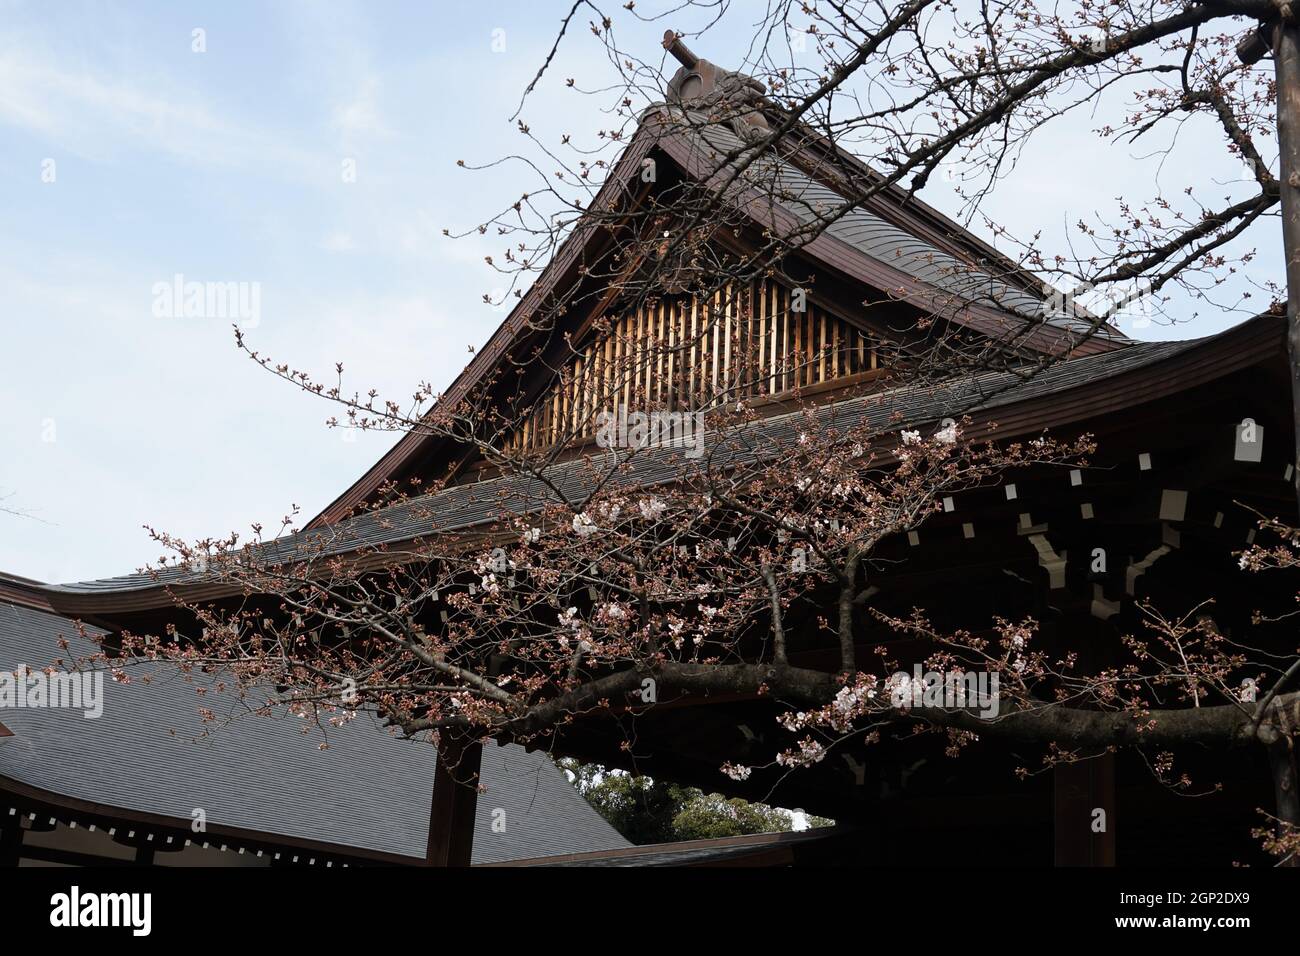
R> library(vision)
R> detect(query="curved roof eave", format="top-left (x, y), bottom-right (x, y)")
top-left (0, 311), bottom-right (1282, 618)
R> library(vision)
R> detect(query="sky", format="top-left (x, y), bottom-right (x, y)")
top-left (0, 1), bottom-right (1282, 583)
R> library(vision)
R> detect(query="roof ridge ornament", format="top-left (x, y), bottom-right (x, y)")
top-left (662, 29), bottom-right (771, 140)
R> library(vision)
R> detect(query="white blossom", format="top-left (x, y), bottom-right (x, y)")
top-left (776, 738), bottom-right (827, 767)
top-left (834, 685), bottom-right (860, 714)
top-left (638, 496), bottom-right (667, 520)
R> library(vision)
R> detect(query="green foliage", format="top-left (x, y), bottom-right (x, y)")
top-left (672, 792), bottom-right (797, 840)
top-left (558, 758), bottom-right (832, 845)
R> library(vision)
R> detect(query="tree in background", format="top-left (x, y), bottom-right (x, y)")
top-left (558, 758), bottom-right (830, 844)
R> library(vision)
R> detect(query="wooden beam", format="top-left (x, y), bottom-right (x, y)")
top-left (18, 843), bottom-right (138, 868)
top-left (425, 735), bottom-right (483, 867)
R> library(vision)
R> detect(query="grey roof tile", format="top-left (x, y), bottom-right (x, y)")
top-left (0, 602), bottom-right (629, 862)
top-left (675, 114), bottom-right (1111, 335)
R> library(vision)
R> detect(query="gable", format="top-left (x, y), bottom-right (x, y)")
top-left (309, 106), bottom-right (1131, 525)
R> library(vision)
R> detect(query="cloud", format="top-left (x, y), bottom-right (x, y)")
top-left (0, 43), bottom-right (318, 176)
top-left (320, 231), bottom-right (357, 252)
top-left (333, 74), bottom-right (391, 142)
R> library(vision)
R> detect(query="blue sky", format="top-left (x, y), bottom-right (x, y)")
top-left (0, 1), bottom-right (1281, 582)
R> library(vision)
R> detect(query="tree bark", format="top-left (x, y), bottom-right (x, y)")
top-left (1267, 733), bottom-right (1299, 865)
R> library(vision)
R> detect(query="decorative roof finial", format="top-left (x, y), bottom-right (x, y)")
top-left (661, 29), bottom-right (770, 138)
top-left (662, 30), bottom-right (700, 70)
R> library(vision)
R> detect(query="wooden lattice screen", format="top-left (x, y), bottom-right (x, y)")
top-left (504, 279), bottom-right (877, 453)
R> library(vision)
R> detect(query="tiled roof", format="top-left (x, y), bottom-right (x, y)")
top-left (0, 602), bottom-right (629, 862)
top-left (664, 108), bottom-right (1129, 341)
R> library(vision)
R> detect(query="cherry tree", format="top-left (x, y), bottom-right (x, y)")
top-left (62, 0), bottom-right (1300, 864)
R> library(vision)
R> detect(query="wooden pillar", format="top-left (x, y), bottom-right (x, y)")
top-left (1054, 753), bottom-right (1116, 866)
top-left (0, 821), bottom-right (23, 867)
top-left (1048, 611), bottom-right (1118, 866)
top-left (425, 734), bottom-right (483, 867)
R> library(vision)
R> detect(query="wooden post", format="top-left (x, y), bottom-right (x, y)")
top-left (1270, 16), bottom-right (1300, 510)
top-left (0, 821), bottom-right (23, 867)
top-left (1269, 17), bottom-right (1300, 860)
top-left (1054, 753), bottom-right (1116, 866)
top-left (426, 734), bottom-right (483, 867)
top-left (1051, 615), bottom-right (1116, 866)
